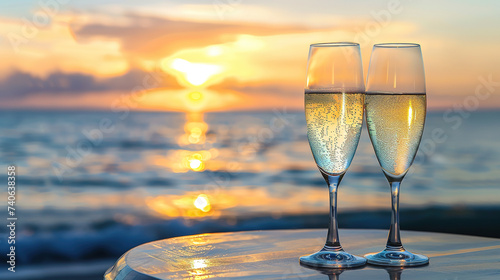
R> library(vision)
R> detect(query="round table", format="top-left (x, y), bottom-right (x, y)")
top-left (104, 229), bottom-right (500, 279)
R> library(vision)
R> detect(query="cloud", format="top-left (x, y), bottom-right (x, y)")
top-left (209, 77), bottom-right (302, 98)
top-left (73, 13), bottom-right (310, 59)
top-left (0, 69), bottom-right (183, 100)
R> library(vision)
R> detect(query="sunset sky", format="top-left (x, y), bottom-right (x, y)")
top-left (1, 0), bottom-right (499, 111)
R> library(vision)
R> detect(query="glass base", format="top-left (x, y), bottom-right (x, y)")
top-left (300, 249), bottom-right (366, 268)
top-left (364, 248), bottom-right (429, 267)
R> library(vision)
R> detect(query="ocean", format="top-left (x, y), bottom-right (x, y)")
top-left (0, 109), bottom-right (499, 279)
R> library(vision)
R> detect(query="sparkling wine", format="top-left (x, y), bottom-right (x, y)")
top-left (365, 93), bottom-right (426, 177)
top-left (305, 91), bottom-right (364, 175)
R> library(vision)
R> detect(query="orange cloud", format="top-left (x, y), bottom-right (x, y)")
top-left (2, 5), bottom-right (500, 111)
top-left (73, 13), bottom-right (311, 59)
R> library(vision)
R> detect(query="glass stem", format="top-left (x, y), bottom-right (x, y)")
top-left (322, 173), bottom-right (344, 251)
top-left (387, 270), bottom-right (402, 280)
top-left (386, 180), bottom-right (403, 250)
top-left (327, 274), bottom-right (341, 280)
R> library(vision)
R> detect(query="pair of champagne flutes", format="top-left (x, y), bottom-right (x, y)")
top-left (300, 42), bottom-right (428, 268)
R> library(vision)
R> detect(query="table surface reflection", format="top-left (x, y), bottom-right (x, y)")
top-left (104, 229), bottom-right (500, 279)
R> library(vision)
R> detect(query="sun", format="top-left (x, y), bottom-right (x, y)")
top-left (169, 58), bottom-right (223, 86)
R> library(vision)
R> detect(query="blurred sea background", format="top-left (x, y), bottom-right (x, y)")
top-left (1, 107), bottom-right (500, 279)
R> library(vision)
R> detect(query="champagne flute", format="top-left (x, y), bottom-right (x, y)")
top-left (364, 43), bottom-right (429, 266)
top-left (299, 42), bottom-right (366, 268)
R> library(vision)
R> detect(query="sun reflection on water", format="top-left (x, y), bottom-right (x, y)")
top-left (147, 83), bottom-right (224, 218)
top-left (179, 112), bottom-right (208, 146)
top-left (146, 192), bottom-right (226, 219)
top-left (194, 194), bottom-right (211, 212)
top-left (189, 156), bottom-right (205, 172)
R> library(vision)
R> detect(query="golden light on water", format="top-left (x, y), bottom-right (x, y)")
top-left (145, 192), bottom-right (221, 219)
top-left (146, 195), bottom-right (209, 219)
top-left (189, 159), bottom-right (203, 170)
top-left (144, 186), bottom-right (385, 221)
top-left (177, 112), bottom-right (209, 146)
top-left (152, 111), bottom-right (217, 173)
top-left (153, 149), bottom-right (215, 173)
top-left (194, 194), bottom-right (211, 212)
top-left (189, 154), bottom-right (205, 172)
top-left (186, 123), bottom-right (207, 145)
top-left (188, 128), bottom-right (203, 143)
